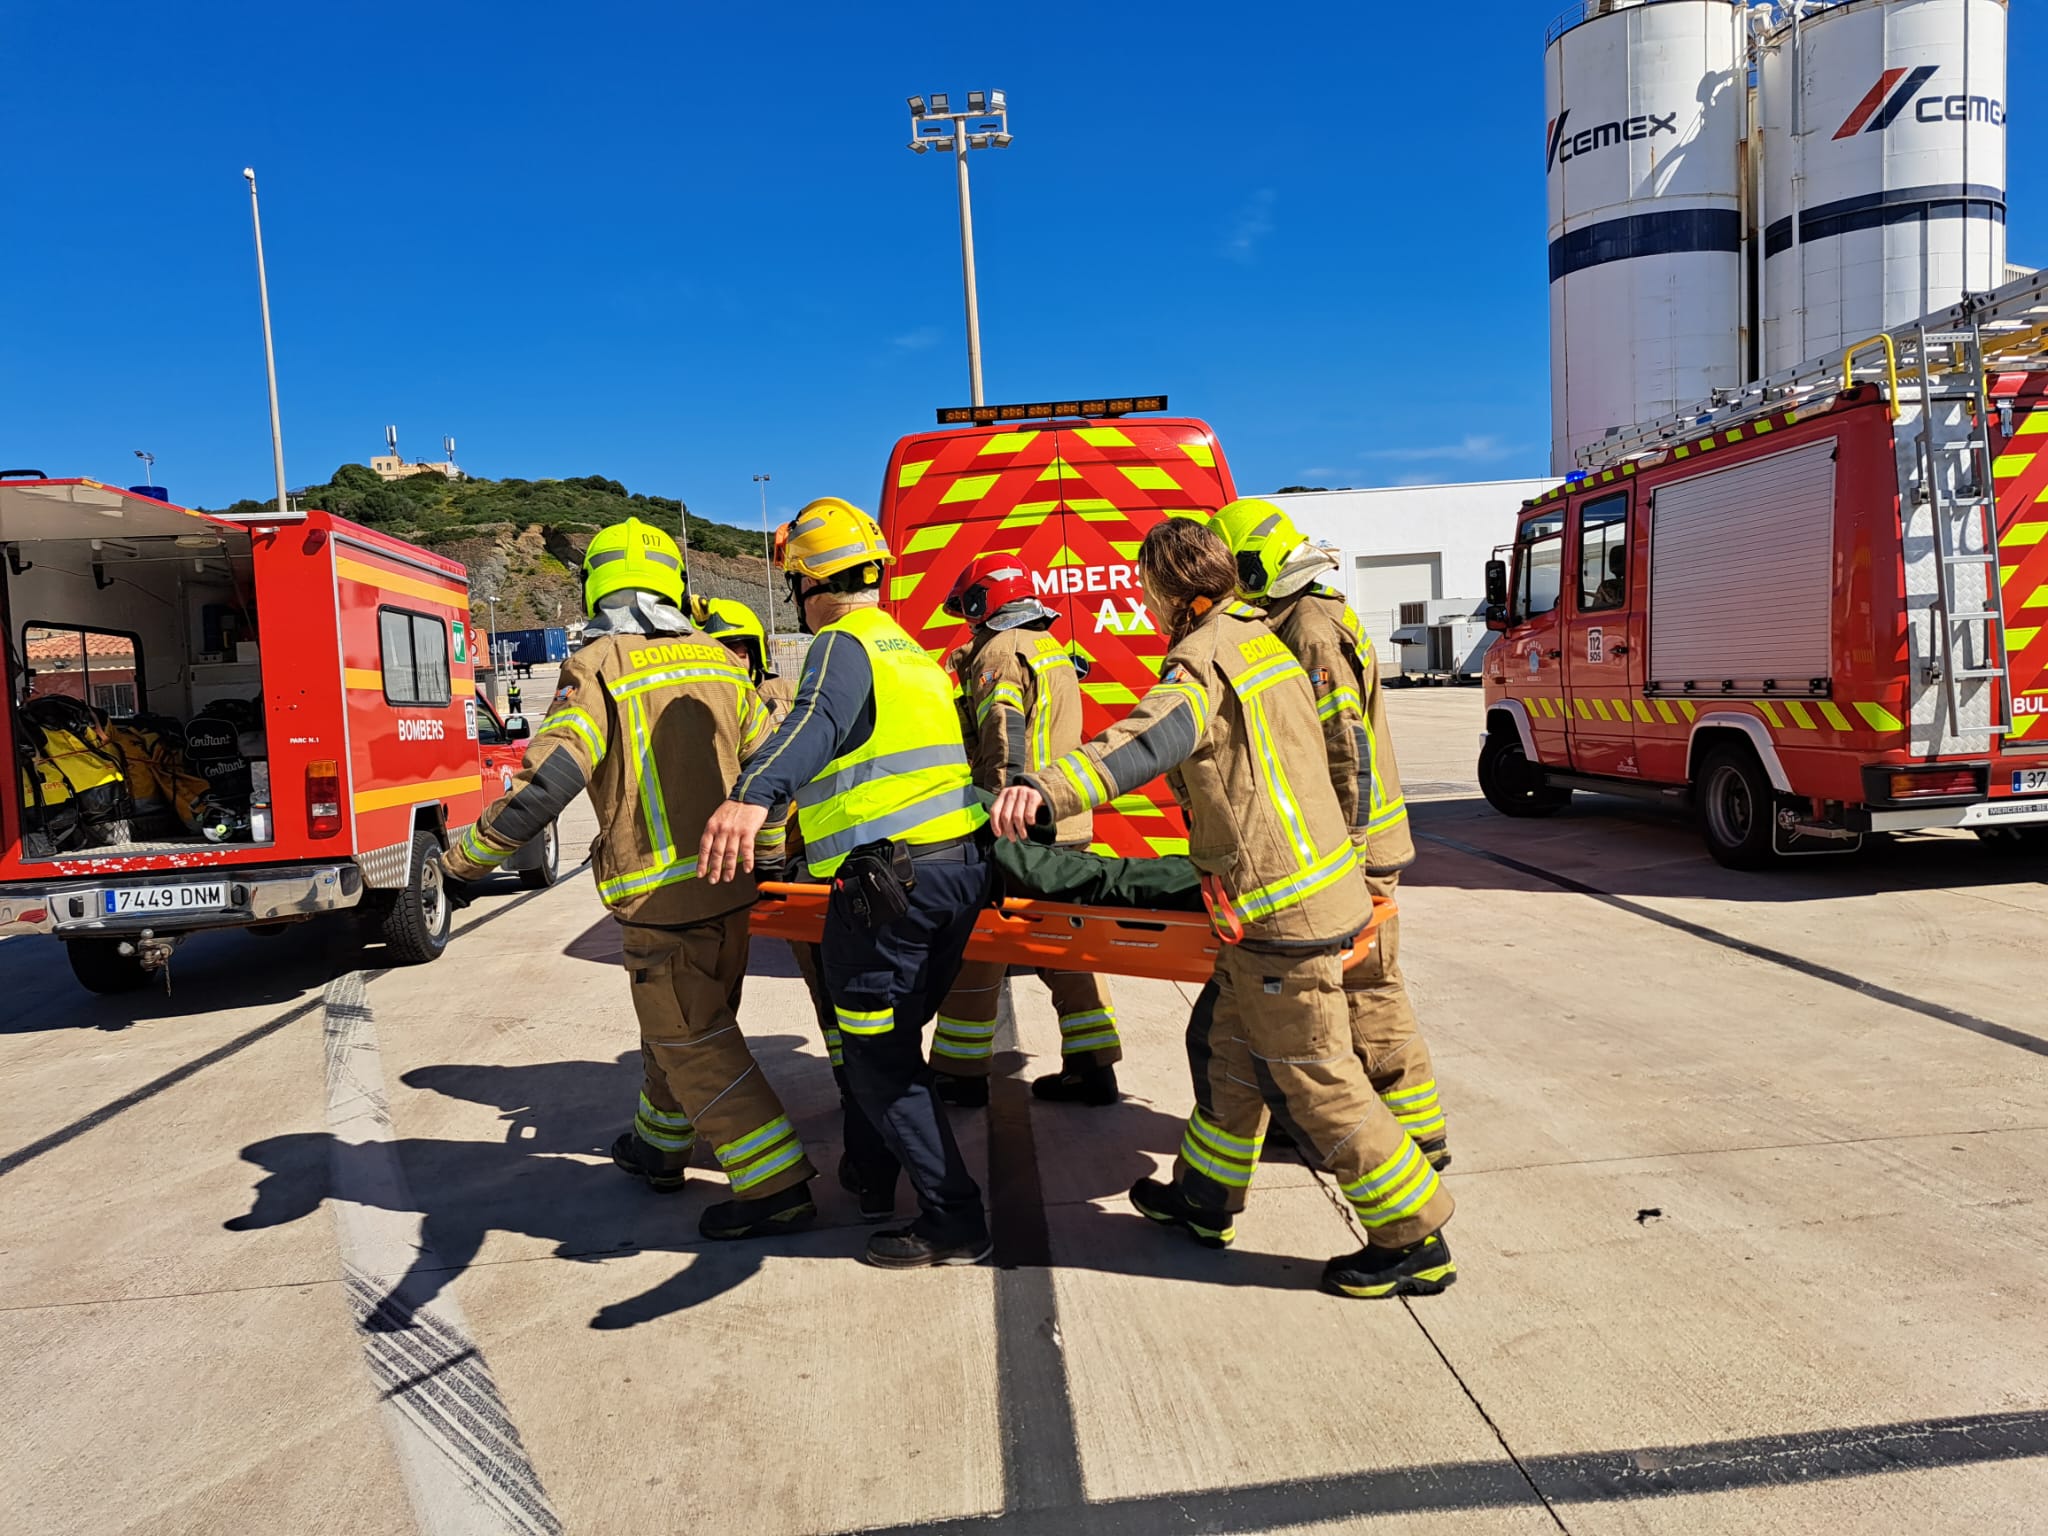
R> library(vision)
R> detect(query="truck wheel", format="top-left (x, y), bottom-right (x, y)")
top-left (1478, 729), bottom-right (1571, 818)
top-left (371, 830), bottom-right (453, 964)
top-left (65, 938), bottom-right (151, 995)
top-left (1696, 745), bottom-right (1779, 870)
top-left (518, 820), bottom-right (561, 890)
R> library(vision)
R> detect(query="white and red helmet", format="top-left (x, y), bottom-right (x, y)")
top-left (942, 552), bottom-right (1060, 631)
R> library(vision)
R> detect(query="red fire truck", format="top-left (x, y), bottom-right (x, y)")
top-left (1480, 272), bottom-right (2048, 867)
top-left (876, 396), bottom-right (1237, 856)
top-left (1, 478), bottom-right (558, 992)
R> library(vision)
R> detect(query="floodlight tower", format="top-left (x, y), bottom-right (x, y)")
top-left (906, 90), bottom-right (1012, 407)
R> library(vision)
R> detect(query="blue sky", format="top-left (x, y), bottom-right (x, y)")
top-left (2, 1), bottom-right (2042, 526)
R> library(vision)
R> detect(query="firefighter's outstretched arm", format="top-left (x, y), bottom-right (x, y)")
top-left (444, 661), bottom-right (611, 881)
top-left (993, 670), bottom-right (1214, 839)
top-left (975, 648), bottom-right (1034, 791)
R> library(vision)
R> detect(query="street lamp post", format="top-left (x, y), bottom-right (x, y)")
top-left (753, 473), bottom-right (775, 641)
top-left (241, 168), bottom-right (290, 521)
top-left (133, 450), bottom-right (155, 488)
top-left (907, 91), bottom-right (1011, 407)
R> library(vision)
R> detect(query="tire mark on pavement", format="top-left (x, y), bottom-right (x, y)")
top-left (323, 966), bottom-right (561, 1536)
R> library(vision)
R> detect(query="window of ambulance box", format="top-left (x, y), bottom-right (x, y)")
top-left (379, 608), bottom-right (452, 707)
top-left (1511, 510), bottom-right (1566, 624)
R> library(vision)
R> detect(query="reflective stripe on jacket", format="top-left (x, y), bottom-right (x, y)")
top-left (444, 630), bottom-right (776, 925)
top-left (1022, 602), bottom-right (1369, 946)
top-left (1265, 585), bottom-right (1413, 873)
top-left (794, 607), bottom-right (986, 876)
top-left (952, 626), bottom-right (1090, 845)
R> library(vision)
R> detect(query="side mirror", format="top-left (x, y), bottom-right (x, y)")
top-left (1484, 604), bottom-right (1510, 633)
top-left (1484, 559), bottom-right (1508, 609)
top-left (504, 715), bottom-right (531, 741)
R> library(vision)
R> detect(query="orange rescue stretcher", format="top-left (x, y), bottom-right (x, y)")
top-left (750, 883), bottom-right (1393, 986)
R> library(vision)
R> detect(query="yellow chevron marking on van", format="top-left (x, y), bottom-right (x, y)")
top-left (977, 431), bottom-right (1041, 455)
top-left (1819, 701), bottom-right (1852, 731)
top-left (898, 460), bottom-right (933, 488)
top-left (903, 522), bottom-right (960, 554)
top-left (939, 474), bottom-right (1000, 505)
top-left (1854, 702), bottom-right (1905, 731)
top-left (1180, 442), bottom-right (1217, 468)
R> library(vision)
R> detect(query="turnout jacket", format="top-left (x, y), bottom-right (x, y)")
top-left (445, 630), bottom-right (776, 926)
top-left (948, 625), bottom-right (1091, 846)
top-left (1019, 601), bottom-right (1369, 947)
top-left (1263, 585), bottom-right (1414, 874)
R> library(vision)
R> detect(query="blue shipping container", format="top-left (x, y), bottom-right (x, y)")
top-left (493, 627), bottom-right (569, 665)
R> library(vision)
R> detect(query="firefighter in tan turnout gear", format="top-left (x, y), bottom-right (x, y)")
top-left (443, 519), bottom-right (819, 1241)
top-left (1210, 498), bottom-right (1449, 1168)
top-left (929, 552), bottom-right (1123, 1109)
top-left (990, 517), bottom-right (1456, 1300)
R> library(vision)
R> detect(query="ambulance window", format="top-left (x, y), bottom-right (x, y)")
top-left (21, 624), bottom-right (144, 717)
top-left (1577, 494), bottom-right (1629, 613)
top-left (1511, 512), bottom-right (1566, 622)
top-left (379, 608), bottom-right (452, 707)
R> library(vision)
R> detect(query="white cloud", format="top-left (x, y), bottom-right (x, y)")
top-left (891, 326), bottom-right (942, 351)
top-left (1224, 188), bottom-right (1276, 264)
top-left (1362, 434), bottom-right (1517, 464)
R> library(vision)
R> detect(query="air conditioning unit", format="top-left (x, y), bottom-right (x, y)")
top-left (1393, 599), bottom-right (1495, 682)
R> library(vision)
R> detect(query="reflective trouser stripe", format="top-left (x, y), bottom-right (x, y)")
top-left (1382, 1079), bottom-right (1445, 1140)
top-left (1340, 1138), bottom-right (1441, 1228)
top-left (455, 825), bottom-right (510, 868)
top-left (932, 1014), bottom-right (998, 1061)
top-left (821, 1023), bottom-right (845, 1067)
top-left (1179, 1107), bottom-right (1261, 1188)
top-left (715, 1115), bottom-right (805, 1192)
top-left (634, 1092), bottom-right (696, 1152)
top-left (835, 1004), bottom-right (895, 1037)
top-left (1057, 1007), bottom-right (1120, 1056)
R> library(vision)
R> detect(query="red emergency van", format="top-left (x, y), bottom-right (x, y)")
top-left (1480, 274), bottom-right (2048, 866)
top-left (876, 397), bottom-right (1237, 857)
top-left (1, 478), bottom-right (558, 992)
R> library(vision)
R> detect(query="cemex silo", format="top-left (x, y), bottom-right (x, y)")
top-left (1546, 0), bottom-right (1748, 474)
top-left (1757, 0), bottom-right (2008, 376)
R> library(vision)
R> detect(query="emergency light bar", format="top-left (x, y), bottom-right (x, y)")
top-left (936, 395), bottom-right (1167, 426)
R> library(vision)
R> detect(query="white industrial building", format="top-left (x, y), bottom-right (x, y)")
top-left (1263, 477), bottom-right (1555, 671)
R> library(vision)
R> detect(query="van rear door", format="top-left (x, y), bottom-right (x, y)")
top-left (1989, 383), bottom-right (2048, 751)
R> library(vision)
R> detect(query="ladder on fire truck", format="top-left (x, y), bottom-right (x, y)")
top-left (1581, 266), bottom-right (2048, 743)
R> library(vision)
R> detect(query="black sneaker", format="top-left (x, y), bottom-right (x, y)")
top-left (697, 1181), bottom-right (817, 1241)
top-left (837, 1154), bottom-right (898, 1223)
top-left (1031, 1064), bottom-right (1119, 1106)
top-left (611, 1130), bottom-right (688, 1194)
top-left (1418, 1138), bottom-right (1453, 1172)
top-left (1128, 1177), bottom-right (1236, 1249)
top-left (1321, 1232), bottom-right (1457, 1299)
top-left (864, 1222), bottom-right (993, 1269)
top-left (933, 1073), bottom-right (990, 1109)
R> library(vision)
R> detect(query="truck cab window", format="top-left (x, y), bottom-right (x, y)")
top-left (22, 624), bottom-right (144, 716)
top-left (379, 608), bottom-right (452, 708)
top-left (1511, 511), bottom-right (1566, 623)
top-left (1577, 494), bottom-right (1629, 612)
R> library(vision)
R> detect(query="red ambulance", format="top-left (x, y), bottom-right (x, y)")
top-left (1, 478), bottom-right (558, 993)
top-left (876, 396), bottom-right (1237, 857)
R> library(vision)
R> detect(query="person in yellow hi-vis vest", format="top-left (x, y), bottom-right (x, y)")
top-left (443, 519), bottom-right (818, 1242)
top-left (990, 517), bottom-right (1455, 1301)
top-left (1209, 499), bottom-right (1449, 1171)
top-left (700, 498), bottom-right (993, 1270)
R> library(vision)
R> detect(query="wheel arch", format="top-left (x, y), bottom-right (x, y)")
top-left (1686, 713), bottom-right (1792, 794)
top-left (1486, 700), bottom-right (1538, 760)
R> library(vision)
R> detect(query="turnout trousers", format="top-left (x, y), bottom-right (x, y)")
top-left (930, 960), bottom-right (1122, 1079)
top-left (624, 912), bottom-right (817, 1200)
top-left (820, 847), bottom-right (990, 1242)
top-left (1176, 941), bottom-right (1453, 1250)
top-left (1343, 870), bottom-right (1448, 1153)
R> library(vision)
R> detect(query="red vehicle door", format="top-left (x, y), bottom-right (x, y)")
top-left (1562, 488), bottom-right (1640, 776)
top-left (1500, 505), bottom-right (1571, 766)
top-left (473, 693), bottom-right (525, 799)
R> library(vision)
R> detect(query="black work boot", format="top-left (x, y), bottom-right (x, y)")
top-left (932, 1072), bottom-right (990, 1109)
top-left (1321, 1231), bottom-right (1457, 1299)
top-left (611, 1130), bottom-right (688, 1194)
top-left (1418, 1138), bottom-right (1453, 1172)
top-left (837, 1154), bottom-right (898, 1224)
top-left (864, 1220), bottom-right (993, 1270)
top-left (1128, 1177), bottom-right (1236, 1249)
top-left (697, 1180), bottom-right (817, 1241)
top-left (1031, 1063), bottom-right (1119, 1106)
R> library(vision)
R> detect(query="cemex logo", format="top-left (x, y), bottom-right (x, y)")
top-left (1834, 65), bottom-right (2004, 138)
top-left (1545, 108), bottom-right (1678, 172)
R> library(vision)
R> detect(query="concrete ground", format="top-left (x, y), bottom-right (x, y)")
top-left (4, 686), bottom-right (2046, 1535)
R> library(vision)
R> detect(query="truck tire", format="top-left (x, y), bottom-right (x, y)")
top-left (368, 830), bottom-right (453, 964)
top-left (66, 938), bottom-right (151, 995)
top-left (1478, 729), bottom-right (1571, 818)
top-left (518, 820), bottom-right (561, 890)
top-left (1696, 744), bottom-right (1779, 870)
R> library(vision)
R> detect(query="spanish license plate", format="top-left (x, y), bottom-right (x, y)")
top-left (102, 883), bottom-right (228, 916)
top-left (2014, 769), bottom-right (2048, 796)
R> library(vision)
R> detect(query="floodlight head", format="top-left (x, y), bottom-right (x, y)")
top-left (909, 139), bottom-right (929, 154)
top-left (241, 167), bottom-right (256, 181)
top-left (969, 133), bottom-right (991, 150)
top-left (990, 89), bottom-right (1006, 111)
top-left (967, 90), bottom-right (986, 112)
top-left (907, 94), bottom-right (926, 117)
top-left (929, 92), bottom-right (949, 113)
top-left (993, 132), bottom-right (1014, 148)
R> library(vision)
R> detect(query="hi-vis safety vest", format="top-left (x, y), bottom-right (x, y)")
top-left (795, 607), bottom-right (987, 876)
